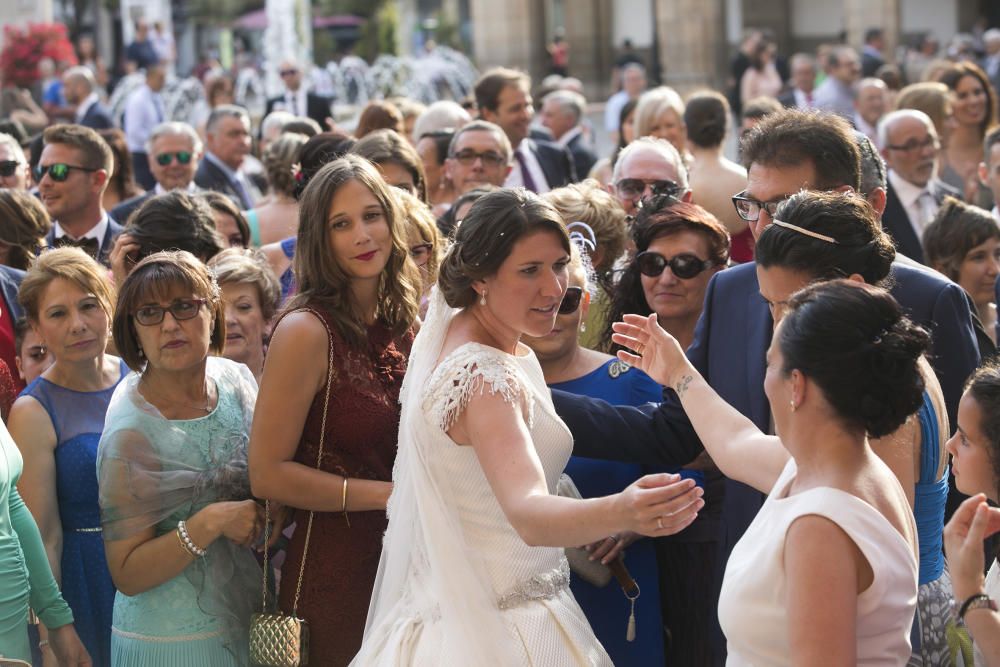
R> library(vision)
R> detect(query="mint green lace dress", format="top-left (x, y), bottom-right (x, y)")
top-left (97, 358), bottom-right (262, 666)
top-left (0, 418), bottom-right (74, 662)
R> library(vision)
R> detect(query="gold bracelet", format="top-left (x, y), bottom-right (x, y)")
top-left (342, 476), bottom-right (351, 528)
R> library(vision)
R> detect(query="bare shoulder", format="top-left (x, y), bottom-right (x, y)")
top-left (8, 395), bottom-right (57, 449)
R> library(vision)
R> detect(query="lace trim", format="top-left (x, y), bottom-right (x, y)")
top-left (426, 345), bottom-right (535, 434)
top-left (111, 626), bottom-right (224, 643)
top-left (496, 560), bottom-right (570, 611)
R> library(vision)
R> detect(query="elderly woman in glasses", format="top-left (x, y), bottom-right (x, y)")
top-left (520, 244), bottom-right (666, 667)
top-left (97, 251), bottom-right (267, 664)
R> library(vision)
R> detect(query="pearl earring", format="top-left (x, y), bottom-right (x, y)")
top-left (790, 399), bottom-right (796, 412)
top-left (480, 290), bottom-right (487, 306)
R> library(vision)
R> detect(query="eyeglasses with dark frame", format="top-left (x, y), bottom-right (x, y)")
top-left (155, 151), bottom-right (194, 166)
top-left (558, 286), bottom-right (585, 315)
top-left (615, 178), bottom-right (685, 202)
top-left (634, 251), bottom-right (717, 280)
top-left (35, 163), bottom-right (98, 183)
top-left (731, 190), bottom-right (793, 223)
top-left (449, 150), bottom-right (507, 168)
top-left (885, 135), bottom-right (940, 153)
top-left (0, 160), bottom-right (23, 178)
top-left (133, 298), bottom-right (208, 326)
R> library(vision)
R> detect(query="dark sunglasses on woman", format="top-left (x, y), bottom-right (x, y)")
top-left (0, 160), bottom-right (22, 177)
top-left (558, 286), bottom-right (585, 315)
top-left (635, 251), bottom-right (717, 280)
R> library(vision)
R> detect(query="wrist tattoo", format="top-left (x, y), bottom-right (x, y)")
top-left (675, 375), bottom-right (693, 398)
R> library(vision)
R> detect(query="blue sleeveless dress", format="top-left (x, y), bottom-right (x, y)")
top-left (550, 359), bottom-right (666, 667)
top-left (19, 360), bottom-right (128, 667)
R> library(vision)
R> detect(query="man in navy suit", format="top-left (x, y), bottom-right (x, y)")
top-left (264, 60), bottom-right (333, 129)
top-left (879, 109), bottom-right (961, 265)
top-left (552, 109), bottom-right (980, 665)
top-left (37, 125), bottom-right (122, 267)
top-left (475, 67), bottom-right (576, 194)
top-left (540, 89), bottom-right (598, 179)
top-left (194, 105), bottom-right (259, 209)
top-left (62, 67), bottom-right (113, 130)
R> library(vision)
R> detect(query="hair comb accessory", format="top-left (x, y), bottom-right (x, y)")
top-left (770, 219), bottom-right (839, 245)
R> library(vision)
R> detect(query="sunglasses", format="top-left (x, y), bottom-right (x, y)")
top-left (35, 163), bottom-right (98, 183)
top-left (558, 286), bottom-right (585, 315)
top-left (450, 150), bottom-right (507, 168)
top-left (635, 251), bottom-right (717, 280)
top-left (155, 151), bottom-right (193, 166)
top-left (615, 178), bottom-right (684, 201)
top-left (134, 298), bottom-right (207, 326)
top-left (0, 160), bottom-right (22, 178)
top-left (280, 69), bottom-right (299, 77)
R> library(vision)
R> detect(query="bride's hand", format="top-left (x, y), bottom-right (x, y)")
top-left (611, 313), bottom-right (694, 391)
top-left (616, 473), bottom-right (704, 538)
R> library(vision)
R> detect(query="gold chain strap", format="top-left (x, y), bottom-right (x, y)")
top-left (260, 311), bottom-right (336, 616)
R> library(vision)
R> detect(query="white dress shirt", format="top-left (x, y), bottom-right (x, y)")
top-left (123, 85), bottom-right (165, 153)
top-left (888, 169), bottom-right (938, 240)
top-left (793, 88), bottom-right (814, 110)
top-left (506, 142), bottom-right (551, 194)
top-left (54, 214), bottom-right (111, 253)
top-left (75, 92), bottom-right (100, 123)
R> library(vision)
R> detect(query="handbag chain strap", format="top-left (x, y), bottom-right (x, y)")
top-left (260, 310), bottom-right (336, 616)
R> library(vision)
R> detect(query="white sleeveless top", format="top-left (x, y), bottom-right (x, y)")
top-left (718, 458), bottom-right (918, 666)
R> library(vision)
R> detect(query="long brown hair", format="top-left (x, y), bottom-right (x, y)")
top-left (286, 154), bottom-right (420, 347)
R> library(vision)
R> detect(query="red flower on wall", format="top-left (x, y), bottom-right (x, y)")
top-left (0, 23), bottom-right (78, 88)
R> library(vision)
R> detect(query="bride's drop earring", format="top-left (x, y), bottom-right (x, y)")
top-left (580, 321), bottom-right (587, 332)
top-left (480, 290), bottom-right (487, 306)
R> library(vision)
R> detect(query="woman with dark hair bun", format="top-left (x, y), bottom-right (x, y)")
top-left (614, 278), bottom-right (925, 666)
top-left (754, 190), bottom-right (953, 666)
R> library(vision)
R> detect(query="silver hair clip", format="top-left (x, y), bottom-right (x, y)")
top-left (770, 219), bottom-right (839, 245)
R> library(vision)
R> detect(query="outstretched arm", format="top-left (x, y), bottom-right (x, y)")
top-left (455, 386), bottom-right (704, 547)
top-left (613, 313), bottom-right (789, 494)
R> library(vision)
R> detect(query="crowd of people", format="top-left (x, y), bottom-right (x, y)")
top-left (0, 19), bottom-right (999, 667)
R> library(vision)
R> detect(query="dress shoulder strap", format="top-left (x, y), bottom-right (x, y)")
top-left (425, 342), bottom-right (535, 434)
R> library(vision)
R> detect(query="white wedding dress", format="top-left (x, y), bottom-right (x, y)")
top-left (352, 290), bottom-right (612, 666)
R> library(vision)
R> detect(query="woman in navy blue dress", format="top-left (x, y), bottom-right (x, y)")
top-left (8, 248), bottom-right (123, 666)
top-left (523, 252), bottom-right (665, 666)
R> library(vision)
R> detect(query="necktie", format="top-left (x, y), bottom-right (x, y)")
top-left (54, 236), bottom-right (100, 260)
top-left (153, 93), bottom-right (165, 123)
top-left (514, 150), bottom-right (538, 193)
top-left (231, 174), bottom-right (254, 209)
top-left (916, 191), bottom-right (937, 237)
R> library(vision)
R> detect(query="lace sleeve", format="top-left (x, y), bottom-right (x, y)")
top-left (426, 344), bottom-right (535, 434)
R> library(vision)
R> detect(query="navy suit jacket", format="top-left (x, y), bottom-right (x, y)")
top-left (565, 133), bottom-right (598, 181)
top-left (883, 179), bottom-right (962, 265)
top-left (265, 93), bottom-right (333, 129)
top-left (194, 158), bottom-right (255, 210)
top-left (79, 101), bottom-right (114, 130)
top-left (553, 258), bottom-right (980, 660)
top-left (44, 217), bottom-right (123, 268)
top-left (524, 138), bottom-right (577, 191)
top-left (0, 265), bottom-right (25, 323)
top-left (110, 191), bottom-right (154, 226)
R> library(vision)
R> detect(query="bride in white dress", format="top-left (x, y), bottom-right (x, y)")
top-left (352, 188), bottom-right (705, 666)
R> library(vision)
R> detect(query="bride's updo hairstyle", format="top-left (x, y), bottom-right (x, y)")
top-left (756, 191), bottom-right (896, 286)
top-left (438, 188), bottom-right (571, 308)
top-left (779, 280), bottom-right (929, 438)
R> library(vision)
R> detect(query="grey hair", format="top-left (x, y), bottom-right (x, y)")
top-left (412, 101), bottom-right (472, 142)
top-left (543, 90), bottom-right (585, 125)
top-left (206, 105), bottom-right (250, 135)
top-left (854, 131), bottom-right (886, 195)
top-left (446, 120), bottom-right (513, 163)
top-left (0, 133), bottom-right (26, 163)
top-left (145, 121), bottom-right (203, 154)
top-left (789, 53), bottom-right (816, 71)
top-left (857, 77), bottom-right (887, 93)
top-left (63, 66), bottom-right (96, 91)
top-left (611, 136), bottom-right (689, 188)
top-left (261, 110), bottom-right (296, 139)
top-left (876, 108), bottom-right (935, 150)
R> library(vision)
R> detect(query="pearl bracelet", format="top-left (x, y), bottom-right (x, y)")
top-left (177, 520), bottom-right (207, 558)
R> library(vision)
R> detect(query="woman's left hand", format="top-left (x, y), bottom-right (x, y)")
top-left (48, 624), bottom-right (92, 666)
top-left (261, 502), bottom-right (291, 551)
top-left (584, 531), bottom-right (639, 565)
top-left (944, 494), bottom-right (1000, 599)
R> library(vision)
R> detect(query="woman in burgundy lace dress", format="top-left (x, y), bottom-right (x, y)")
top-left (249, 155), bottom-right (422, 665)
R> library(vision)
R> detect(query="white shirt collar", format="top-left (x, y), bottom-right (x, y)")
top-left (888, 169), bottom-right (929, 207)
top-left (555, 125), bottom-right (583, 149)
top-left (992, 205), bottom-right (999, 223)
top-left (505, 141), bottom-right (551, 194)
top-left (54, 213), bottom-right (111, 248)
top-left (154, 181), bottom-right (198, 196)
top-left (75, 92), bottom-right (100, 123)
